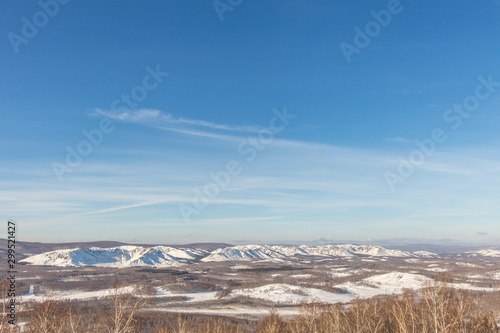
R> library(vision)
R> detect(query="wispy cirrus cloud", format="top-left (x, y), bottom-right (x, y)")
top-left (3, 140), bottom-right (500, 243)
top-left (385, 136), bottom-right (412, 143)
top-left (94, 108), bottom-right (358, 151)
top-left (4, 109), bottom-right (500, 243)
top-left (153, 125), bottom-right (242, 142)
top-left (93, 108), bottom-right (264, 133)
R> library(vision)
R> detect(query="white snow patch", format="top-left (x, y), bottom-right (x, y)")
top-left (456, 262), bottom-right (481, 268)
top-left (148, 306), bottom-right (301, 317)
top-left (231, 284), bottom-right (354, 304)
top-left (425, 267), bottom-right (448, 272)
top-left (21, 285), bottom-right (137, 302)
top-left (413, 251), bottom-right (440, 258)
top-left (466, 249), bottom-right (500, 257)
top-left (288, 274), bottom-right (314, 279)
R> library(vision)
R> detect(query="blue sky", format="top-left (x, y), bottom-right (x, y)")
top-left (1, 0), bottom-right (500, 245)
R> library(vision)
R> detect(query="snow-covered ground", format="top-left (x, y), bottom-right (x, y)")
top-left (147, 306), bottom-right (302, 317)
top-left (231, 283), bottom-right (354, 304)
top-left (16, 269), bottom-right (498, 323)
top-left (456, 262), bottom-right (481, 268)
top-left (225, 272), bottom-right (496, 306)
top-left (57, 273), bottom-right (115, 282)
top-left (21, 285), bottom-right (137, 302)
top-left (469, 271), bottom-right (500, 280)
top-left (413, 251), bottom-right (440, 258)
top-left (425, 267), bottom-right (449, 272)
top-left (466, 248), bottom-right (500, 257)
top-left (13, 244), bottom-right (500, 322)
top-left (288, 274), bottom-right (314, 279)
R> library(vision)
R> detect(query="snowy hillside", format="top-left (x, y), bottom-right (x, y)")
top-left (303, 244), bottom-right (418, 257)
top-left (20, 243), bottom-right (441, 267)
top-left (20, 245), bottom-right (209, 267)
top-left (201, 244), bottom-right (437, 262)
top-left (201, 245), bottom-right (302, 262)
top-left (466, 248), bottom-right (500, 257)
top-left (412, 251), bottom-right (440, 258)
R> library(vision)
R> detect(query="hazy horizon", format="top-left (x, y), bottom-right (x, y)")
top-left (4, 233), bottom-right (498, 248)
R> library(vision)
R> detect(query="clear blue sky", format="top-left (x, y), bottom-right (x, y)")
top-left (1, 0), bottom-right (499, 245)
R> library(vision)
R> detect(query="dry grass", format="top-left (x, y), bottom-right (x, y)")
top-left (256, 280), bottom-right (498, 333)
top-left (21, 281), bottom-right (149, 333)
top-left (13, 278), bottom-right (499, 333)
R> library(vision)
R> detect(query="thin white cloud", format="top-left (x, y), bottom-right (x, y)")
top-left (3, 122), bottom-right (500, 243)
top-left (386, 137), bottom-right (412, 143)
top-left (93, 108), bottom-right (362, 154)
top-left (419, 162), bottom-right (476, 175)
top-left (94, 108), bottom-right (263, 133)
top-left (79, 198), bottom-right (182, 215)
top-left (94, 108), bottom-right (161, 122)
top-left (153, 125), bottom-right (242, 142)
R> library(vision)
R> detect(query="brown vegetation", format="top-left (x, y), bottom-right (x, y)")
top-left (256, 281), bottom-right (498, 333)
top-left (8, 279), bottom-right (499, 333)
top-left (21, 282), bottom-right (149, 333)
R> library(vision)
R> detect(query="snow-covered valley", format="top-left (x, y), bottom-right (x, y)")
top-left (11, 243), bottom-right (500, 321)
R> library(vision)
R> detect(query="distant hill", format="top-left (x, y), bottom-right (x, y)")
top-left (0, 239), bottom-right (231, 258)
top-left (19, 243), bottom-right (441, 268)
top-left (179, 243), bottom-right (233, 251)
top-left (20, 245), bottom-right (209, 268)
top-left (386, 244), bottom-right (485, 255)
top-left (0, 239), bottom-right (127, 257)
top-left (201, 244), bottom-right (439, 262)
top-left (10, 240), bottom-right (500, 268)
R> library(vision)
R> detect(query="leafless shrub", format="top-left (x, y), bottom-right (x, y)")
top-left (17, 277), bottom-right (499, 333)
top-left (290, 289), bottom-right (308, 296)
top-left (216, 288), bottom-right (232, 299)
top-left (23, 300), bottom-right (83, 333)
top-left (98, 281), bottom-right (149, 333)
top-left (259, 279), bottom-right (498, 333)
top-left (256, 309), bottom-right (285, 333)
top-left (23, 281), bottom-right (149, 333)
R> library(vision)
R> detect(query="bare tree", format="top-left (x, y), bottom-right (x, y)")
top-left (104, 281), bottom-right (149, 333)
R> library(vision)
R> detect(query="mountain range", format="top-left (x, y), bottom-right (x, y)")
top-left (19, 243), bottom-right (500, 268)
top-left (19, 244), bottom-right (431, 267)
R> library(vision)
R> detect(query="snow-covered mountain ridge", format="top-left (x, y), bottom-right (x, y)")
top-left (20, 245), bottom-right (209, 268)
top-left (19, 244), bottom-right (447, 268)
top-left (201, 244), bottom-right (428, 262)
top-left (465, 248), bottom-right (500, 258)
